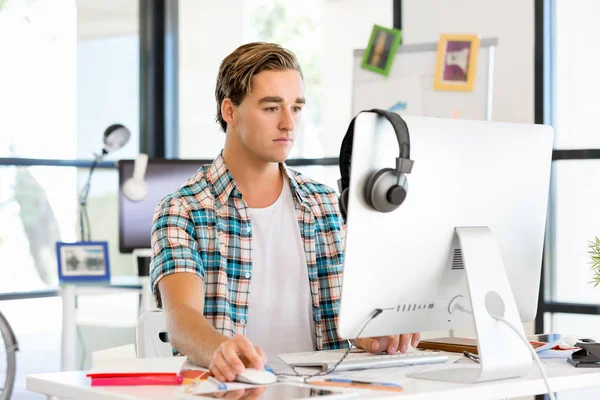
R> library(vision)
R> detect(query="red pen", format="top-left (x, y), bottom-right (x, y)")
top-left (91, 374), bottom-right (183, 386)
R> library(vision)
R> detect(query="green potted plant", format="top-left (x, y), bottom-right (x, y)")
top-left (590, 237), bottom-right (600, 287)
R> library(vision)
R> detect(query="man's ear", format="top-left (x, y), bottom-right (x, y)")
top-left (221, 98), bottom-right (236, 129)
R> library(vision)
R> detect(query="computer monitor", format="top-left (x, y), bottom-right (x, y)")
top-left (118, 159), bottom-right (207, 254)
top-left (337, 114), bottom-right (553, 383)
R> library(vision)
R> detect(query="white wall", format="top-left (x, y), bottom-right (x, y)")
top-left (403, 0), bottom-right (534, 125)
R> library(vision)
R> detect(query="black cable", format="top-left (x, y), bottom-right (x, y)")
top-left (78, 206), bottom-right (85, 243)
top-left (276, 308), bottom-right (384, 382)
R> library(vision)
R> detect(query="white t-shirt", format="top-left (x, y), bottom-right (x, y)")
top-left (245, 176), bottom-right (314, 358)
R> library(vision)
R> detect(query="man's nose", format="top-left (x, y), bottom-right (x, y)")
top-left (278, 108), bottom-right (295, 132)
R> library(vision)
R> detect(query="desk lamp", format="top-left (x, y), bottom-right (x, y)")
top-left (78, 124), bottom-right (131, 241)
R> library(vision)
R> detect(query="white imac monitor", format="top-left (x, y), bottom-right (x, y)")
top-left (337, 114), bottom-right (553, 383)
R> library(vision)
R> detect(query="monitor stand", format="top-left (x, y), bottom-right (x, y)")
top-left (409, 226), bottom-right (532, 383)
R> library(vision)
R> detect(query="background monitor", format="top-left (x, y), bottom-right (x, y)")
top-left (338, 115), bottom-right (553, 340)
top-left (118, 159), bottom-right (209, 253)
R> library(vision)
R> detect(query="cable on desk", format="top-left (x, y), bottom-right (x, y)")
top-left (276, 308), bottom-right (384, 382)
top-left (493, 315), bottom-right (556, 400)
top-left (453, 303), bottom-right (556, 400)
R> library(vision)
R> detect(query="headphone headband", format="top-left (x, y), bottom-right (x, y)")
top-left (338, 109), bottom-right (412, 193)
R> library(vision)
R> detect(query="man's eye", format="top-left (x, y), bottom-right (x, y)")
top-left (292, 106), bottom-right (303, 113)
top-left (265, 107), bottom-right (278, 112)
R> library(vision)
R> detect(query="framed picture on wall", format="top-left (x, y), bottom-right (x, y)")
top-left (56, 241), bottom-right (111, 283)
top-left (361, 25), bottom-right (403, 77)
top-left (434, 34), bottom-right (480, 91)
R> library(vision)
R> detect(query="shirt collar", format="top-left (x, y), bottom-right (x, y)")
top-left (207, 153), bottom-right (241, 206)
top-left (207, 152), bottom-right (315, 208)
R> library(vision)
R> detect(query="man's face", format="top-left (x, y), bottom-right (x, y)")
top-left (232, 69), bottom-right (305, 163)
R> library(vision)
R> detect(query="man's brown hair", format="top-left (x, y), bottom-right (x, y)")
top-left (215, 42), bottom-right (303, 132)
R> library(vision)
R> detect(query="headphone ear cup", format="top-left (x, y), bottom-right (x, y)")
top-left (123, 178), bottom-right (148, 202)
top-left (365, 168), bottom-right (408, 213)
top-left (339, 188), bottom-right (349, 221)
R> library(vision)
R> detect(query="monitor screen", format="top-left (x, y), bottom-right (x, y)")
top-left (118, 159), bottom-right (210, 253)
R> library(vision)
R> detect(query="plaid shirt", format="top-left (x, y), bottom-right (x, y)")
top-left (150, 153), bottom-right (349, 350)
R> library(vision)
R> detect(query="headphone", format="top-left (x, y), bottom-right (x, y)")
top-left (123, 153), bottom-right (149, 202)
top-left (337, 109), bottom-right (414, 222)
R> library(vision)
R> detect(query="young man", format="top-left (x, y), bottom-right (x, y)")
top-left (150, 42), bottom-right (420, 383)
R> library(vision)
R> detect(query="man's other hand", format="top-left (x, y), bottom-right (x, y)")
top-left (355, 333), bottom-right (421, 354)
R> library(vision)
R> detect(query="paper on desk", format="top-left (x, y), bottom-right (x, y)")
top-left (87, 344), bottom-right (186, 377)
top-left (92, 344), bottom-right (137, 365)
top-left (537, 349), bottom-right (574, 358)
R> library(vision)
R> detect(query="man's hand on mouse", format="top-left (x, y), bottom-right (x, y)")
top-left (209, 334), bottom-right (267, 382)
top-left (355, 333), bottom-right (421, 354)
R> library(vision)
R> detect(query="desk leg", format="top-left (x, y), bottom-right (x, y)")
top-left (60, 285), bottom-right (76, 371)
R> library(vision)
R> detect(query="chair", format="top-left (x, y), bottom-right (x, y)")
top-left (136, 311), bottom-right (172, 358)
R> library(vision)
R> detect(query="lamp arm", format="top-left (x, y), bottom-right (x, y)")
top-left (78, 152), bottom-right (103, 241)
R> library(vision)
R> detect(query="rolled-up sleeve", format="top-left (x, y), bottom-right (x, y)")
top-left (150, 195), bottom-right (205, 308)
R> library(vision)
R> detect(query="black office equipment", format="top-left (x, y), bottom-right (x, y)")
top-left (568, 341), bottom-right (600, 368)
top-left (117, 159), bottom-right (208, 254)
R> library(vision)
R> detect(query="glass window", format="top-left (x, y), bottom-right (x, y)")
top-left (243, 0), bottom-right (394, 158)
top-left (0, 166), bottom-right (131, 293)
top-left (551, 160), bottom-right (600, 305)
top-left (0, 0), bottom-right (77, 159)
top-left (244, 0), bottom-right (325, 159)
top-left (554, 0), bottom-right (600, 149)
top-left (178, 0), bottom-right (392, 159)
top-left (76, 0), bottom-right (140, 161)
top-left (0, 0), bottom-right (139, 160)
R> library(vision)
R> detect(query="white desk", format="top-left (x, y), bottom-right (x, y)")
top-left (60, 276), bottom-right (155, 371)
top-left (28, 354), bottom-right (600, 399)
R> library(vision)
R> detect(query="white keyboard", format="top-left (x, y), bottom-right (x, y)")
top-left (290, 351), bottom-right (448, 372)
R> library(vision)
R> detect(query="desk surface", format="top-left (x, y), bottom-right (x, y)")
top-left (27, 354), bottom-right (600, 400)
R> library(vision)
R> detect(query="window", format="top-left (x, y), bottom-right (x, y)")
top-left (0, 0), bottom-right (76, 159)
top-left (538, 0), bottom-right (600, 338)
top-left (244, 0), bottom-right (325, 158)
top-left (545, 0), bottom-right (600, 305)
top-left (177, 0), bottom-right (393, 160)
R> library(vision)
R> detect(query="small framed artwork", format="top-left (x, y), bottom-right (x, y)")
top-left (56, 241), bottom-right (111, 283)
top-left (434, 34), bottom-right (480, 91)
top-left (361, 25), bottom-right (403, 77)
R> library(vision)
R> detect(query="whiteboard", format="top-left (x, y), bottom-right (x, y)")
top-left (352, 38), bottom-right (498, 121)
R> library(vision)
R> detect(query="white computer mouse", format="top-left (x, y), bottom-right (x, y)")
top-left (235, 368), bottom-right (277, 385)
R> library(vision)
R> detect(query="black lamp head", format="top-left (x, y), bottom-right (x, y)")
top-left (102, 124), bottom-right (131, 154)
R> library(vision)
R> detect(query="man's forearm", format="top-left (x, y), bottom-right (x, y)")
top-left (165, 304), bottom-right (228, 368)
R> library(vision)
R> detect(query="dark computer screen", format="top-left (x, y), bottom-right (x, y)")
top-left (118, 159), bottom-right (210, 253)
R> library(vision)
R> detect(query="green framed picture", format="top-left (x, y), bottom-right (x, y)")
top-left (361, 25), bottom-right (402, 77)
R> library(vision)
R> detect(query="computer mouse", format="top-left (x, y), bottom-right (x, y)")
top-left (235, 368), bottom-right (277, 385)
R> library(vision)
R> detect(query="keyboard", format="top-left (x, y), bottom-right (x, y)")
top-left (290, 351), bottom-right (448, 372)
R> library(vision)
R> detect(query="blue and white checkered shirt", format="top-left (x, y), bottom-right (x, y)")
top-left (150, 153), bottom-right (349, 350)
